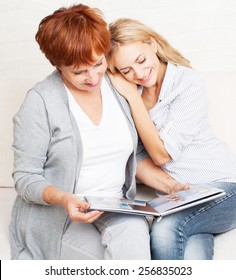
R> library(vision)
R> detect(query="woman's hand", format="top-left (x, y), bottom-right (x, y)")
top-left (42, 185), bottom-right (103, 223)
top-left (137, 158), bottom-right (189, 194)
top-left (61, 193), bottom-right (103, 223)
top-left (107, 70), bottom-right (139, 102)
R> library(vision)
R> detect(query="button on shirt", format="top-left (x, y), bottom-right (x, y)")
top-left (148, 62), bottom-right (236, 184)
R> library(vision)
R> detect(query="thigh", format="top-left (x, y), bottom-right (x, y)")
top-left (151, 182), bottom-right (236, 259)
top-left (154, 182), bottom-right (236, 237)
top-left (184, 182), bottom-right (236, 235)
top-left (94, 212), bottom-right (151, 260)
top-left (60, 221), bottom-right (105, 260)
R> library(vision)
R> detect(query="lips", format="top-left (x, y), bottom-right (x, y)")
top-left (84, 78), bottom-right (101, 88)
top-left (138, 69), bottom-right (152, 84)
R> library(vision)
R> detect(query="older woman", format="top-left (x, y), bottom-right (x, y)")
top-left (9, 5), bottom-right (153, 260)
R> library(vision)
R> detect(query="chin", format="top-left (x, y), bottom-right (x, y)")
top-left (142, 80), bottom-right (156, 88)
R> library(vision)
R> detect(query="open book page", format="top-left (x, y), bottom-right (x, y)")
top-left (85, 197), bottom-right (146, 211)
top-left (85, 186), bottom-right (225, 217)
top-left (85, 196), bottom-right (160, 216)
top-left (149, 185), bottom-right (224, 214)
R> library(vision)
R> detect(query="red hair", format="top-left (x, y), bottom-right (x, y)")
top-left (35, 4), bottom-right (110, 68)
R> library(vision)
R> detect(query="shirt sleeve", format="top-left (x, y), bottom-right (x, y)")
top-left (159, 80), bottom-right (208, 161)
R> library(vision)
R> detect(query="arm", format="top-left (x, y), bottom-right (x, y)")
top-left (108, 71), bottom-right (206, 165)
top-left (107, 72), bottom-right (171, 166)
top-left (128, 90), bottom-right (171, 165)
top-left (137, 158), bottom-right (189, 194)
top-left (135, 121), bottom-right (187, 194)
top-left (13, 90), bottom-right (102, 223)
top-left (42, 185), bottom-right (103, 223)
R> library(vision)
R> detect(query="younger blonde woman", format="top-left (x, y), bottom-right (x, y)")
top-left (107, 18), bottom-right (236, 259)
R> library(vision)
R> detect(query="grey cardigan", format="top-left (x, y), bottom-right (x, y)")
top-left (9, 71), bottom-right (144, 259)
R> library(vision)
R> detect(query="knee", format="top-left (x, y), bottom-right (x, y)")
top-left (150, 217), bottom-right (187, 260)
top-left (151, 216), bottom-right (180, 242)
top-left (129, 215), bottom-right (149, 228)
top-left (102, 215), bottom-right (151, 260)
top-left (119, 215), bottom-right (150, 237)
top-left (184, 234), bottom-right (214, 260)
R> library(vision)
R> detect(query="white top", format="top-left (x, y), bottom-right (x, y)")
top-left (66, 78), bottom-right (133, 198)
top-left (149, 62), bottom-right (236, 184)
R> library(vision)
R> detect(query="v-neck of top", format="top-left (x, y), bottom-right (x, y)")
top-left (65, 84), bottom-right (107, 128)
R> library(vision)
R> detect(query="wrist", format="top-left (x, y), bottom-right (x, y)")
top-left (126, 90), bottom-right (141, 104)
top-left (42, 185), bottom-right (68, 206)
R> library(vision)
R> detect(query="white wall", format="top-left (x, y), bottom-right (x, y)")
top-left (1, 0), bottom-right (236, 186)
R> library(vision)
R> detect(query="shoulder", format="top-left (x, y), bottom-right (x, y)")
top-left (161, 63), bottom-right (207, 105)
top-left (173, 65), bottom-right (208, 107)
top-left (173, 64), bottom-right (205, 90)
top-left (16, 70), bottom-right (68, 122)
top-left (24, 71), bottom-right (68, 109)
top-left (32, 70), bottom-right (64, 98)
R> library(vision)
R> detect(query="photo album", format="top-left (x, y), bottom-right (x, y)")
top-left (85, 185), bottom-right (225, 220)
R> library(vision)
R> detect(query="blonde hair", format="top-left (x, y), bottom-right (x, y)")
top-left (107, 18), bottom-right (191, 73)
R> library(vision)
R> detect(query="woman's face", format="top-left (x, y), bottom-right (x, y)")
top-left (112, 41), bottom-right (160, 87)
top-left (58, 54), bottom-right (107, 93)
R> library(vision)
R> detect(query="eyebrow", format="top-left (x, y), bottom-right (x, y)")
top-left (95, 56), bottom-right (105, 65)
top-left (119, 53), bottom-right (144, 71)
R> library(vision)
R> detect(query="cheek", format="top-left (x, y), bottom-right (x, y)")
top-left (151, 55), bottom-right (160, 68)
top-left (123, 74), bottom-right (138, 84)
top-left (70, 76), bottom-right (84, 87)
top-left (127, 76), bottom-right (135, 82)
top-left (99, 60), bottom-right (108, 73)
top-left (101, 64), bottom-right (107, 73)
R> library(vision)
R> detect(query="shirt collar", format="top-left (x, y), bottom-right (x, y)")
top-left (159, 62), bottom-right (178, 102)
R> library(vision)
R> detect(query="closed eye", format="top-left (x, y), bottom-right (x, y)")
top-left (122, 69), bottom-right (130, 75)
top-left (95, 61), bottom-right (103, 67)
top-left (74, 70), bottom-right (84, 75)
top-left (139, 58), bottom-right (146, 64)
top-left (73, 57), bottom-right (104, 75)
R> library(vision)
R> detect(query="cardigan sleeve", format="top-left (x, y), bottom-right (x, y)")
top-left (136, 137), bottom-right (149, 163)
top-left (12, 89), bottom-right (51, 205)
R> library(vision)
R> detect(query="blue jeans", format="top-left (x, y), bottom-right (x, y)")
top-left (150, 182), bottom-right (236, 260)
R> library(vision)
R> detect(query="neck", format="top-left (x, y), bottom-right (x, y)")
top-left (143, 61), bottom-right (167, 98)
top-left (156, 61), bottom-right (167, 91)
top-left (141, 61), bottom-right (167, 110)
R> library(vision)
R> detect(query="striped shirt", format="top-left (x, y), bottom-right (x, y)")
top-left (148, 62), bottom-right (236, 184)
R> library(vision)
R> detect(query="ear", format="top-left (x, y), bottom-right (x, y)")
top-left (150, 37), bottom-right (158, 53)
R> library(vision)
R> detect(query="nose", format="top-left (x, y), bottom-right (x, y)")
top-left (86, 67), bottom-right (97, 79)
top-left (133, 66), bottom-right (143, 79)
top-left (84, 67), bottom-right (99, 83)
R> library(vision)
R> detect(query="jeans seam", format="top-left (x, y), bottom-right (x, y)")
top-left (181, 188), bottom-right (236, 227)
top-left (177, 188), bottom-right (236, 258)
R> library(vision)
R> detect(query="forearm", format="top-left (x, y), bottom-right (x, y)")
top-left (128, 94), bottom-right (171, 166)
top-left (108, 72), bottom-right (170, 165)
